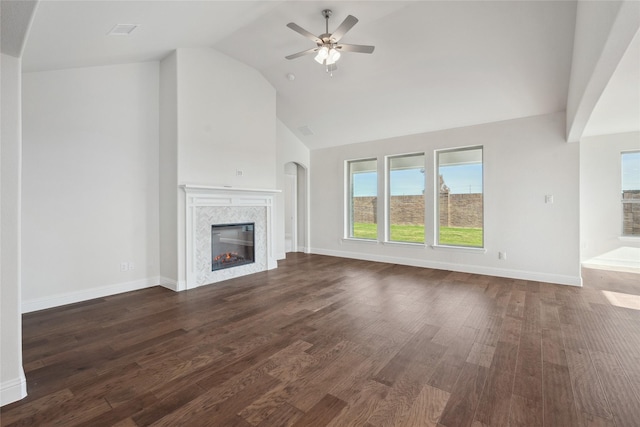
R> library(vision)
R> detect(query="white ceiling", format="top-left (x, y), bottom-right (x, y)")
top-left (0, 0), bottom-right (38, 56)
top-left (20, 0), bottom-right (638, 150)
top-left (583, 28), bottom-right (640, 138)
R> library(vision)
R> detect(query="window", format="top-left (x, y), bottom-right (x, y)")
top-left (348, 158), bottom-right (378, 239)
top-left (388, 154), bottom-right (425, 243)
top-left (437, 146), bottom-right (483, 247)
top-left (622, 151), bottom-right (640, 236)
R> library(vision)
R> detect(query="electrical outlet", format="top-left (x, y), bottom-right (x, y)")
top-left (120, 262), bottom-right (128, 271)
top-left (498, 251), bottom-right (507, 260)
top-left (128, 262), bottom-right (135, 271)
top-left (236, 169), bottom-right (243, 176)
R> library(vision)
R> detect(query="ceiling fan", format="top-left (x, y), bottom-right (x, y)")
top-left (285, 9), bottom-right (375, 74)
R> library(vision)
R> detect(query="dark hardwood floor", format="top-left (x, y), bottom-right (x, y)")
top-left (2, 253), bottom-right (640, 426)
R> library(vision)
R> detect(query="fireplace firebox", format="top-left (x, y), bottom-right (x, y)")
top-left (211, 223), bottom-right (255, 271)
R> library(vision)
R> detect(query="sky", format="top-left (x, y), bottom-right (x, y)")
top-left (353, 164), bottom-right (483, 196)
top-left (622, 151), bottom-right (640, 191)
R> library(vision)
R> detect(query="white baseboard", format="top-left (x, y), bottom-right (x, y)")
top-left (1, 369), bottom-right (27, 406)
top-left (21, 277), bottom-right (161, 313)
top-left (281, 247), bottom-right (308, 256)
top-left (310, 247), bottom-right (582, 287)
top-left (176, 279), bottom-right (187, 292)
top-left (159, 276), bottom-right (179, 292)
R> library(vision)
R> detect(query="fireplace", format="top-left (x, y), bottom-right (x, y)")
top-left (211, 223), bottom-right (255, 271)
top-left (183, 185), bottom-right (278, 290)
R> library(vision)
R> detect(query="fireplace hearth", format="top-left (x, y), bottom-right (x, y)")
top-left (211, 223), bottom-right (255, 271)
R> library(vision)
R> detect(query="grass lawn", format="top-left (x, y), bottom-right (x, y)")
top-left (352, 222), bottom-right (483, 247)
top-left (439, 226), bottom-right (483, 247)
top-left (351, 222), bottom-right (379, 240)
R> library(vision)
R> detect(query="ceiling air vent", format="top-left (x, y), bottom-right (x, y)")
top-left (107, 24), bottom-right (139, 36)
top-left (298, 125), bottom-right (314, 136)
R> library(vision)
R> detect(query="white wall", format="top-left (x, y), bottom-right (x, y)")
top-left (176, 48), bottom-right (276, 188)
top-left (581, 131), bottom-right (640, 267)
top-left (159, 52), bottom-right (178, 285)
top-left (275, 119), bottom-right (310, 259)
top-left (310, 113), bottom-right (581, 286)
top-left (1, 53), bottom-right (27, 405)
top-left (21, 62), bottom-right (160, 311)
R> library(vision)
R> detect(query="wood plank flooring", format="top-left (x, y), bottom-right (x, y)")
top-left (2, 254), bottom-right (640, 426)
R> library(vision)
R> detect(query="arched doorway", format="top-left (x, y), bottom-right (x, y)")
top-left (284, 162), bottom-right (308, 253)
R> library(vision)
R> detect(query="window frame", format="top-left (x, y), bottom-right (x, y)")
top-left (385, 152), bottom-right (426, 245)
top-left (345, 157), bottom-right (379, 241)
top-left (435, 145), bottom-right (485, 249)
top-left (621, 150), bottom-right (640, 237)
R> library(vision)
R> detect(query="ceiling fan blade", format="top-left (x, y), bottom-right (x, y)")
top-left (336, 44), bottom-right (375, 54)
top-left (285, 47), bottom-right (318, 60)
top-left (331, 15), bottom-right (358, 42)
top-left (286, 22), bottom-right (322, 44)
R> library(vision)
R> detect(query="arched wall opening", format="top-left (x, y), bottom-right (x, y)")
top-left (284, 161), bottom-right (308, 253)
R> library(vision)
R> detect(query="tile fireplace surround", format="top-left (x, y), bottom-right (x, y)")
top-left (183, 185), bottom-right (279, 289)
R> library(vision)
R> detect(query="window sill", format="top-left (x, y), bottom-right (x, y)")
top-left (619, 236), bottom-right (640, 242)
top-left (430, 245), bottom-right (487, 254)
top-left (382, 241), bottom-right (425, 248)
top-left (341, 238), bottom-right (379, 245)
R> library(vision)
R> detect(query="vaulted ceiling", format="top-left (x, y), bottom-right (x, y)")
top-left (16, 1), bottom-right (640, 149)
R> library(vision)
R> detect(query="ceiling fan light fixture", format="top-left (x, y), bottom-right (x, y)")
top-left (314, 46), bottom-right (329, 64)
top-left (326, 48), bottom-right (341, 65)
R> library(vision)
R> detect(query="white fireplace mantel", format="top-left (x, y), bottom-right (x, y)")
top-left (182, 184), bottom-right (281, 194)
top-left (183, 185), bottom-right (280, 289)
